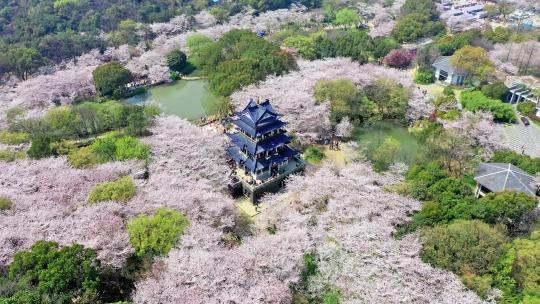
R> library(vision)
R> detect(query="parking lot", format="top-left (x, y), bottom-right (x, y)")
top-left (501, 119), bottom-right (540, 158)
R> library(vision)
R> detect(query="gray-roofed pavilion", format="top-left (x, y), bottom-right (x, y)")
top-left (474, 163), bottom-right (537, 198)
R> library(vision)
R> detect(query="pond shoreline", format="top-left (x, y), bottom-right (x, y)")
top-left (124, 79), bottom-right (220, 121)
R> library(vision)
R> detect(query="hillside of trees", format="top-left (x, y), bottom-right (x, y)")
top-left (0, 0), bottom-right (321, 78)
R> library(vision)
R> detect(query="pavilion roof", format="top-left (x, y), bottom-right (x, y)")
top-left (475, 163), bottom-right (536, 196)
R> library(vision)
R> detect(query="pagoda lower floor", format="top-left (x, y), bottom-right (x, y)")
top-left (228, 157), bottom-right (305, 203)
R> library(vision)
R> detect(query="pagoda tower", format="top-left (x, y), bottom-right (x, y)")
top-left (227, 99), bottom-right (305, 202)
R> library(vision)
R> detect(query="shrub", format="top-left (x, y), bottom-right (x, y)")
top-left (170, 71), bottom-right (181, 80)
top-left (442, 86), bottom-right (454, 96)
top-left (460, 272), bottom-right (493, 299)
top-left (438, 109), bottom-right (461, 120)
top-left (460, 90), bottom-right (517, 122)
top-left (91, 133), bottom-right (150, 162)
top-left (481, 82), bottom-right (508, 101)
top-left (421, 220), bottom-right (508, 275)
top-left (0, 196), bottom-right (13, 211)
top-left (68, 146), bottom-right (100, 168)
top-left (304, 146), bottom-right (325, 164)
top-left (414, 72), bottom-right (435, 84)
top-left (27, 134), bottom-right (55, 159)
top-left (509, 230), bottom-right (540, 297)
top-left (51, 140), bottom-right (77, 155)
top-left (0, 131), bottom-right (30, 145)
top-left (517, 101), bottom-right (537, 118)
top-left (127, 208), bottom-right (189, 256)
top-left (0, 150), bottom-right (25, 162)
top-left (89, 176), bottom-right (137, 204)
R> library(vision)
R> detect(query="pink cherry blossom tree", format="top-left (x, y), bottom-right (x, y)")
top-left (335, 116), bottom-right (354, 138)
top-left (384, 49), bottom-right (414, 69)
top-left (134, 161), bottom-right (484, 303)
top-left (490, 41), bottom-right (540, 76)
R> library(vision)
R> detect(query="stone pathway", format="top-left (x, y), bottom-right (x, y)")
top-left (501, 119), bottom-right (540, 158)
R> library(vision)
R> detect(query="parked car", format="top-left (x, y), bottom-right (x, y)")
top-left (521, 116), bottom-right (530, 126)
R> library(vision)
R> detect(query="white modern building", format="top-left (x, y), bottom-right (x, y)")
top-left (432, 56), bottom-right (467, 85)
top-left (506, 83), bottom-right (540, 117)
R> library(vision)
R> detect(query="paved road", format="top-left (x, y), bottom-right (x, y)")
top-left (501, 119), bottom-right (540, 158)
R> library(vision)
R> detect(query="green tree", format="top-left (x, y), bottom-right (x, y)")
top-left (371, 37), bottom-right (400, 60)
top-left (0, 241), bottom-right (100, 304)
top-left (127, 208), bottom-right (190, 256)
top-left (108, 19), bottom-right (145, 47)
top-left (421, 220), bottom-right (508, 275)
top-left (166, 49), bottom-right (187, 72)
top-left (90, 133), bottom-right (150, 162)
top-left (372, 136), bottom-right (401, 171)
top-left (391, 14), bottom-right (426, 43)
top-left (364, 77), bottom-right (410, 119)
top-left (203, 30), bottom-right (295, 96)
top-left (313, 35), bottom-right (336, 59)
top-left (283, 35), bottom-right (317, 60)
top-left (335, 30), bottom-right (372, 63)
top-left (92, 61), bottom-right (134, 97)
top-left (314, 78), bottom-right (370, 123)
top-left (186, 34), bottom-right (213, 66)
top-left (484, 26), bottom-right (513, 44)
top-left (424, 128), bottom-right (475, 176)
top-left (89, 176), bottom-right (137, 204)
top-left (334, 8), bottom-right (360, 27)
top-left (400, 0), bottom-right (439, 19)
top-left (6, 47), bottom-right (44, 80)
top-left (43, 106), bottom-right (82, 138)
top-left (451, 46), bottom-right (496, 83)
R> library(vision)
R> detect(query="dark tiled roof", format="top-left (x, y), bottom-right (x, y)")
top-left (475, 163), bottom-right (536, 196)
top-left (236, 99), bottom-right (282, 129)
top-left (227, 132), bottom-right (292, 155)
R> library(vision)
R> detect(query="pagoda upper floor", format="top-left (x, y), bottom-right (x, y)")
top-left (231, 99), bottom-right (287, 139)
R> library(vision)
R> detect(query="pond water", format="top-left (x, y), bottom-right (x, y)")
top-left (126, 79), bottom-right (219, 120)
top-left (353, 121), bottom-right (421, 165)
